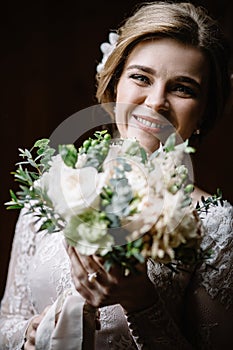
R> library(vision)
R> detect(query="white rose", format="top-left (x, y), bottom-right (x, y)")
top-left (64, 210), bottom-right (114, 255)
top-left (38, 155), bottom-right (106, 220)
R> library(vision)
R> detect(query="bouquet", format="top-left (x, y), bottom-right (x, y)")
top-left (6, 130), bottom-right (207, 274)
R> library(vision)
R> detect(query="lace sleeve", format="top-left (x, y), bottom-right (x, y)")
top-left (126, 201), bottom-right (233, 349)
top-left (126, 260), bottom-right (195, 349)
top-left (126, 301), bottom-right (194, 349)
top-left (0, 210), bottom-right (37, 350)
top-left (199, 201), bottom-right (233, 309)
top-left (183, 201), bottom-right (233, 349)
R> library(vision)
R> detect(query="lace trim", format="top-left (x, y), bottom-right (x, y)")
top-left (1, 201), bottom-right (232, 349)
top-left (199, 201), bottom-right (233, 309)
top-left (0, 210), bottom-right (37, 349)
top-left (96, 305), bottom-right (137, 349)
top-left (1, 317), bottom-right (31, 350)
top-left (127, 302), bottom-right (193, 349)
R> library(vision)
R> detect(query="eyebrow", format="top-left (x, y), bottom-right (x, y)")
top-left (127, 64), bottom-right (201, 90)
top-left (126, 64), bottom-right (155, 75)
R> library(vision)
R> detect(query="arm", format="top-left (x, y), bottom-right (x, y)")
top-left (68, 201), bottom-right (233, 349)
top-left (68, 248), bottom-right (195, 349)
top-left (124, 259), bottom-right (195, 350)
top-left (184, 279), bottom-right (233, 349)
top-left (126, 300), bottom-right (194, 350)
top-left (127, 201), bottom-right (233, 349)
top-left (0, 210), bottom-right (37, 350)
top-left (184, 201), bottom-right (233, 348)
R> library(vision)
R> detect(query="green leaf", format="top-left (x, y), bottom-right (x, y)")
top-left (59, 144), bottom-right (78, 168)
top-left (9, 189), bottom-right (18, 201)
top-left (132, 237), bottom-right (143, 248)
top-left (6, 203), bottom-right (23, 210)
top-left (18, 148), bottom-right (25, 154)
top-left (132, 251), bottom-right (145, 263)
top-left (216, 188), bottom-right (222, 197)
top-left (140, 147), bottom-right (147, 163)
top-left (34, 139), bottom-right (50, 148)
top-left (164, 133), bottom-right (176, 152)
top-left (185, 146), bottom-right (196, 154)
top-left (94, 129), bottom-right (109, 140)
top-left (103, 259), bottom-right (114, 272)
top-left (28, 159), bottom-right (38, 168)
top-left (195, 188), bottom-right (223, 214)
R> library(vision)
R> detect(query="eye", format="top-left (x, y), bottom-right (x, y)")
top-left (172, 84), bottom-right (197, 98)
top-left (129, 73), bottom-right (151, 86)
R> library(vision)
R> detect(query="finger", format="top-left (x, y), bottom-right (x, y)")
top-left (68, 247), bottom-right (107, 285)
top-left (24, 339), bottom-right (35, 350)
top-left (68, 247), bottom-right (87, 282)
top-left (68, 246), bottom-right (86, 272)
top-left (71, 269), bottom-right (106, 307)
top-left (27, 328), bottom-right (36, 345)
top-left (73, 278), bottom-right (95, 300)
top-left (71, 248), bottom-right (101, 274)
top-left (26, 316), bottom-right (40, 338)
top-left (79, 254), bottom-right (111, 286)
top-left (31, 306), bottom-right (51, 330)
top-left (31, 318), bottom-right (40, 331)
top-left (68, 249), bottom-right (97, 291)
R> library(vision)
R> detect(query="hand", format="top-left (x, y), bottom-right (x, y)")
top-left (67, 246), bottom-right (158, 313)
top-left (24, 306), bottom-right (51, 350)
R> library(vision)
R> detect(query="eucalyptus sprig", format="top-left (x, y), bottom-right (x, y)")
top-left (196, 188), bottom-right (223, 215)
top-left (5, 139), bottom-right (56, 210)
top-left (5, 130), bottom-right (225, 275)
top-left (163, 133), bottom-right (195, 154)
top-left (78, 130), bottom-right (111, 171)
top-left (103, 238), bottom-right (145, 274)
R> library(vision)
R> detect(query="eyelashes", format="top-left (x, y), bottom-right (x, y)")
top-left (129, 73), bottom-right (151, 85)
top-left (171, 84), bottom-right (197, 97)
top-left (128, 73), bottom-right (197, 98)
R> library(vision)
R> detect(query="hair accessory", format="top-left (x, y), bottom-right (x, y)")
top-left (96, 32), bottom-right (119, 73)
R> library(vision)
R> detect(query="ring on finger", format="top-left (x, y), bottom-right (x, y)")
top-left (87, 271), bottom-right (99, 283)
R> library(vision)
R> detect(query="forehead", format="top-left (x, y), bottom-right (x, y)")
top-left (125, 38), bottom-right (209, 80)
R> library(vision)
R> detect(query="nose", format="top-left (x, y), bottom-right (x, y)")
top-left (144, 82), bottom-right (169, 112)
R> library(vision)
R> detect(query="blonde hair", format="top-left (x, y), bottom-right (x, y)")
top-left (96, 1), bottom-right (231, 134)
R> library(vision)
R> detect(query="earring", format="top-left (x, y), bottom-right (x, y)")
top-left (194, 128), bottom-right (201, 135)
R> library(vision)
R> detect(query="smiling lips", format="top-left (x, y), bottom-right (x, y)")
top-left (133, 115), bottom-right (169, 130)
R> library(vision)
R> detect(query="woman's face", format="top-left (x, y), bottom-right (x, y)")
top-left (115, 38), bottom-right (209, 152)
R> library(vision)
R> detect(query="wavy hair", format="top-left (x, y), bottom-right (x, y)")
top-left (96, 1), bottom-right (231, 135)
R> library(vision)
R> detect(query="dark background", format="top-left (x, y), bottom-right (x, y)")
top-left (1, 0), bottom-right (233, 299)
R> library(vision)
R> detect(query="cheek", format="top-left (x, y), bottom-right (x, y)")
top-left (115, 80), bottom-right (137, 137)
top-left (114, 102), bottom-right (129, 138)
top-left (116, 78), bottom-right (126, 102)
top-left (174, 101), bottom-right (203, 139)
top-left (177, 100), bottom-right (203, 126)
top-left (116, 78), bottom-right (141, 105)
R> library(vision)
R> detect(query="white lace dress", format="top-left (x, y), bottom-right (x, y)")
top-left (0, 201), bottom-right (232, 349)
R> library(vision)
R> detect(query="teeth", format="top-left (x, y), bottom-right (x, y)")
top-left (136, 116), bottom-right (164, 129)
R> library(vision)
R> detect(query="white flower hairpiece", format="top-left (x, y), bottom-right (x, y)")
top-left (96, 32), bottom-right (119, 73)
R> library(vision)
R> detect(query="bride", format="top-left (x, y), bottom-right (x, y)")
top-left (1, 2), bottom-right (232, 349)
